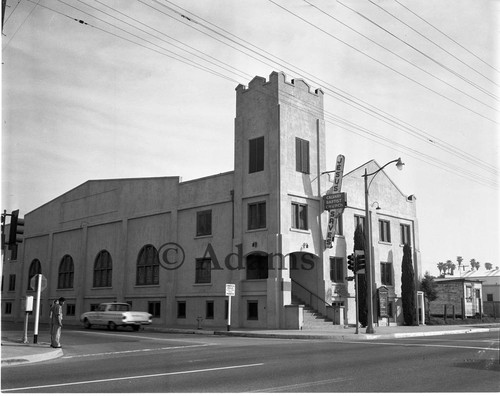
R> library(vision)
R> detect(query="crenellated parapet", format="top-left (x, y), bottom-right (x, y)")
top-left (236, 71), bottom-right (324, 98)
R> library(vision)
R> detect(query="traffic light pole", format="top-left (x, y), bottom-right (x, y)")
top-left (363, 169), bottom-right (375, 334)
top-left (355, 272), bottom-right (359, 334)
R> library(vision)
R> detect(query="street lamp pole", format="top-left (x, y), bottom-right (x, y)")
top-left (362, 158), bottom-right (404, 334)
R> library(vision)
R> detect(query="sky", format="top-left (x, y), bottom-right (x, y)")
top-left (1, 0), bottom-right (498, 277)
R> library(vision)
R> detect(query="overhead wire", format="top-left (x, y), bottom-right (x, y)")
top-left (2, 0), bottom-right (39, 50)
top-left (267, 0), bottom-right (497, 125)
top-left (3, 0), bottom-right (23, 28)
top-left (47, 0), bottom-right (241, 84)
top-left (12, 0), bottom-right (499, 189)
top-left (302, 0), bottom-right (498, 123)
top-left (339, 0), bottom-right (498, 101)
top-left (276, 89), bottom-right (498, 188)
top-left (160, 0), bottom-right (497, 176)
top-left (87, 0), bottom-right (253, 82)
top-left (393, 0), bottom-right (499, 75)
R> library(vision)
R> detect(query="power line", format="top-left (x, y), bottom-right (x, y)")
top-left (87, 0), bottom-right (253, 82)
top-left (338, 0), bottom-right (498, 102)
top-left (14, 0), bottom-right (498, 189)
top-left (302, 0), bottom-right (498, 115)
top-left (368, 0), bottom-right (499, 89)
top-left (2, 0), bottom-right (39, 50)
top-left (159, 0), bottom-right (498, 175)
top-left (267, 0), bottom-right (497, 125)
top-left (393, 0), bottom-right (499, 74)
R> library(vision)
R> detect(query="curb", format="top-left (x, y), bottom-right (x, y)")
top-left (212, 327), bottom-right (497, 340)
top-left (1, 341), bottom-right (64, 366)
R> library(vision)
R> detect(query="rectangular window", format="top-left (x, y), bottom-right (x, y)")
top-left (354, 215), bottom-right (365, 232)
top-left (291, 203), bottom-right (308, 230)
top-left (330, 257), bottom-right (344, 283)
top-left (206, 301), bottom-right (214, 319)
top-left (249, 136), bottom-right (264, 173)
top-left (196, 210), bottom-right (212, 236)
top-left (486, 294), bottom-right (493, 302)
top-left (5, 302), bottom-right (12, 315)
top-left (295, 137), bottom-right (310, 174)
top-left (248, 202), bottom-right (266, 230)
top-left (379, 220), bottom-right (391, 242)
top-left (66, 304), bottom-right (76, 316)
top-left (8, 274), bottom-right (16, 291)
top-left (381, 262), bottom-right (393, 286)
top-left (247, 301), bottom-right (258, 320)
top-left (195, 258), bottom-right (211, 284)
top-left (177, 301), bottom-right (186, 318)
top-left (400, 224), bottom-right (411, 245)
top-left (148, 301), bottom-right (161, 318)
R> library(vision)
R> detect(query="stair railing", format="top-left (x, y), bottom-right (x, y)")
top-left (291, 278), bottom-right (332, 310)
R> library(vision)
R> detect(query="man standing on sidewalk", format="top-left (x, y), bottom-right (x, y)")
top-left (50, 297), bottom-right (65, 348)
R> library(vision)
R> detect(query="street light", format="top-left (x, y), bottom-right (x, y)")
top-left (362, 158), bottom-right (404, 334)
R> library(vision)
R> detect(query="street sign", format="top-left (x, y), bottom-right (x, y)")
top-left (225, 283), bottom-right (235, 296)
top-left (30, 274), bottom-right (47, 292)
top-left (323, 192), bottom-right (347, 211)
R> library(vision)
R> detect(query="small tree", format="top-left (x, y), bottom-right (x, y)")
top-left (354, 224), bottom-right (367, 327)
top-left (485, 262), bottom-right (493, 270)
top-left (419, 272), bottom-right (438, 323)
top-left (401, 244), bottom-right (416, 325)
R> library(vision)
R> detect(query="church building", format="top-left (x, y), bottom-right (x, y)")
top-left (1, 72), bottom-right (421, 329)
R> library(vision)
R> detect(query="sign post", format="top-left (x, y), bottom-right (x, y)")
top-left (22, 296), bottom-right (33, 343)
top-left (225, 283), bottom-right (235, 331)
top-left (31, 274), bottom-right (47, 344)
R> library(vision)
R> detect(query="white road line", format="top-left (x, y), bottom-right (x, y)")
top-left (341, 340), bottom-right (499, 351)
top-left (250, 377), bottom-right (351, 392)
top-left (74, 330), bottom-right (211, 344)
top-left (2, 363), bottom-right (264, 392)
top-left (62, 343), bottom-right (215, 359)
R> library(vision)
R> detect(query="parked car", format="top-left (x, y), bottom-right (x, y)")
top-left (80, 302), bottom-right (153, 331)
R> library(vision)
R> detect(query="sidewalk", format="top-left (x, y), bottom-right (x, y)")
top-left (2, 323), bottom-right (499, 366)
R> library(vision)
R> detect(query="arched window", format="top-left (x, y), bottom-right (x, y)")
top-left (246, 253), bottom-right (268, 280)
top-left (27, 259), bottom-right (42, 290)
top-left (58, 255), bottom-right (74, 289)
top-left (93, 250), bottom-right (112, 288)
top-left (136, 245), bottom-right (159, 285)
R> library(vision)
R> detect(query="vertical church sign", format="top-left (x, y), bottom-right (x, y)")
top-left (325, 155), bottom-right (345, 248)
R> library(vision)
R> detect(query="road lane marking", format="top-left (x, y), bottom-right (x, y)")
top-left (340, 340), bottom-right (499, 351)
top-left (251, 377), bottom-right (352, 392)
top-left (2, 362), bottom-right (264, 392)
top-left (62, 343), bottom-right (215, 359)
top-left (74, 330), bottom-right (212, 344)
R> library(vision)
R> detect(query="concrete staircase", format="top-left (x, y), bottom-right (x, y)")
top-left (292, 295), bottom-right (334, 329)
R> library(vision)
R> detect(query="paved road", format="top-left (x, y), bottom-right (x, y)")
top-left (2, 326), bottom-right (499, 392)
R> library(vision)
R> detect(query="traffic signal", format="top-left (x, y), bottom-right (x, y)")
top-left (8, 210), bottom-right (24, 259)
top-left (355, 250), bottom-right (365, 272)
top-left (347, 253), bottom-right (356, 272)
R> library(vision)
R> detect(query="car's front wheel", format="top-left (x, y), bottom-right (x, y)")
top-left (108, 321), bottom-right (117, 331)
top-left (83, 318), bottom-right (92, 329)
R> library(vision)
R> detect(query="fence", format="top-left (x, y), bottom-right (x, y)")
top-left (483, 301), bottom-right (500, 318)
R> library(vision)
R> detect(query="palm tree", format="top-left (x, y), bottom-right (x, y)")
top-left (437, 262), bottom-right (445, 277)
top-left (445, 260), bottom-right (455, 275)
top-left (457, 256), bottom-right (464, 274)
